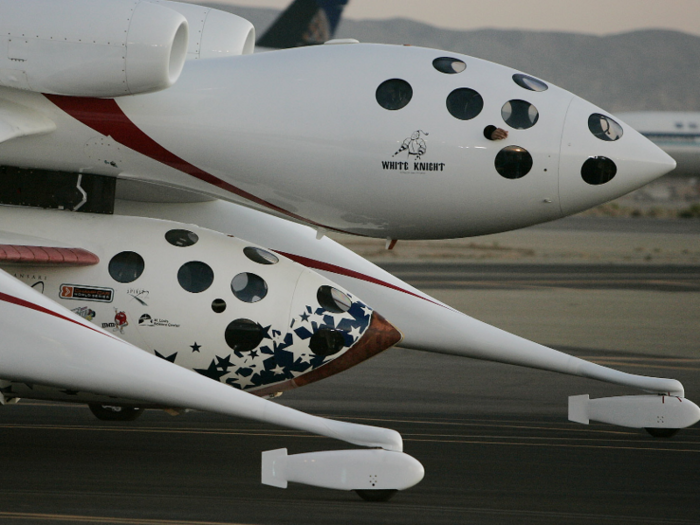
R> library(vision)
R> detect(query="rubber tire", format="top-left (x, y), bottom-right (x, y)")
top-left (355, 489), bottom-right (397, 502)
top-left (88, 403), bottom-right (144, 421)
top-left (645, 427), bottom-right (679, 438)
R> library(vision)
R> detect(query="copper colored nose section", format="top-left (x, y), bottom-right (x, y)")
top-left (253, 311), bottom-right (402, 397)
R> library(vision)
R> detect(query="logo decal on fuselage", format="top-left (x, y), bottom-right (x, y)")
top-left (102, 309), bottom-right (128, 333)
top-left (382, 130), bottom-right (446, 173)
top-left (60, 284), bottom-right (113, 303)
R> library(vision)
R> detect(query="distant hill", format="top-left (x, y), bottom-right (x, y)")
top-left (202, 3), bottom-right (700, 112)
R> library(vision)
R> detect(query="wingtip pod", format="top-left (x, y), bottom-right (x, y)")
top-left (569, 394), bottom-right (700, 429)
top-left (261, 448), bottom-right (424, 492)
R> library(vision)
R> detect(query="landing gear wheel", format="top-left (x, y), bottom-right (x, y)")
top-left (355, 489), bottom-right (397, 502)
top-left (88, 404), bottom-right (144, 421)
top-left (645, 427), bottom-right (679, 438)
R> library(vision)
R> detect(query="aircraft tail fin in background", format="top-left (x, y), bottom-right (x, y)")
top-left (256, 0), bottom-right (348, 49)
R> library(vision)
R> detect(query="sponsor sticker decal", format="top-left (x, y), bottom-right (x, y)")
top-left (138, 313), bottom-right (180, 328)
top-left (103, 309), bottom-right (128, 333)
top-left (72, 306), bottom-right (96, 321)
top-left (60, 284), bottom-right (113, 303)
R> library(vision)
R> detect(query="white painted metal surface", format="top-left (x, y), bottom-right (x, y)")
top-left (0, 267), bottom-right (402, 451)
top-left (569, 394), bottom-right (700, 429)
top-left (118, 199), bottom-right (687, 398)
top-left (262, 448), bottom-right (424, 491)
top-left (0, 0), bottom-right (188, 96)
top-left (0, 42), bottom-right (675, 239)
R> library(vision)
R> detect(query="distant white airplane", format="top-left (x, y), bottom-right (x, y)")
top-left (618, 112), bottom-right (700, 177)
top-left (0, 0), bottom-right (695, 502)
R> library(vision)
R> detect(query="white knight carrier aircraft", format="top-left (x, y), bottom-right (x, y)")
top-left (0, 0), bottom-right (697, 502)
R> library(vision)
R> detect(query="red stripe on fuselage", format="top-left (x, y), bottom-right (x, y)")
top-left (44, 95), bottom-right (340, 232)
top-left (0, 291), bottom-right (113, 338)
top-left (276, 250), bottom-right (445, 307)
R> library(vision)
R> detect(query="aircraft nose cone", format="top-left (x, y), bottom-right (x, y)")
top-left (558, 96), bottom-right (677, 216)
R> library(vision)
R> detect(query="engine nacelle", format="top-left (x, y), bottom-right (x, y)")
top-left (569, 394), bottom-right (700, 429)
top-left (149, 1), bottom-right (256, 59)
top-left (0, 0), bottom-right (189, 97)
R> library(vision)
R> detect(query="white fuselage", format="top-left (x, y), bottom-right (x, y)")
top-left (0, 43), bottom-right (675, 239)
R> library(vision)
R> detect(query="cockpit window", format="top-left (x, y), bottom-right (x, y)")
top-left (512, 73), bottom-right (548, 92)
top-left (309, 328), bottom-right (345, 356)
top-left (317, 285), bottom-right (352, 313)
top-left (225, 318), bottom-right (265, 352)
top-left (243, 246), bottom-right (279, 265)
top-left (588, 114), bottom-right (623, 141)
top-left (581, 156), bottom-right (617, 185)
top-left (376, 79), bottom-right (413, 110)
top-left (177, 261), bottom-right (214, 293)
top-left (433, 57), bottom-right (466, 74)
top-left (165, 229), bottom-right (198, 247)
top-left (231, 272), bottom-right (268, 303)
top-left (495, 146), bottom-right (533, 179)
top-left (502, 100), bottom-right (539, 129)
top-left (446, 88), bottom-right (483, 120)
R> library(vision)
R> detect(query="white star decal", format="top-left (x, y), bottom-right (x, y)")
top-left (361, 305), bottom-right (373, 317)
top-left (349, 325), bottom-right (362, 340)
top-left (298, 353), bottom-right (312, 364)
top-left (235, 374), bottom-right (255, 389)
top-left (271, 365), bottom-right (285, 375)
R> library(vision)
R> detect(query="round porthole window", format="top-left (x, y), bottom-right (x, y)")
top-left (581, 156), bottom-right (617, 185)
top-left (211, 298), bottom-right (227, 313)
top-left (165, 229), bottom-right (199, 247)
top-left (494, 146), bottom-right (533, 179)
top-left (588, 114), bottom-right (623, 142)
top-left (231, 273), bottom-right (268, 303)
top-left (177, 261), bottom-right (214, 293)
top-left (243, 246), bottom-right (279, 265)
top-left (108, 251), bottom-right (145, 283)
top-left (317, 285), bottom-right (352, 313)
top-left (309, 328), bottom-right (346, 356)
top-left (433, 57), bottom-right (466, 74)
top-left (512, 73), bottom-right (548, 92)
top-left (446, 88), bottom-right (483, 120)
top-left (225, 319), bottom-right (265, 352)
top-left (501, 100), bottom-right (539, 130)
top-left (376, 79), bottom-right (413, 110)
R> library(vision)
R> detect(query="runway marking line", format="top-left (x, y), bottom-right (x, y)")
top-left (0, 512), bottom-right (252, 525)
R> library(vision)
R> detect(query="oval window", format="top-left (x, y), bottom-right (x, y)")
top-left (433, 57), bottom-right (466, 74)
top-left (446, 88), bottom-right (483, 120)
top-left (309, 328), bottom-right (346, 356)
top-left (243, 246), bottom-right (279, 265)
top-left (211, 298), bottom-right (227, 313)
top-left (376, 79), bottom-right (413, 110)
top-left (588, 114), bottom-right (623, 141)
top-left (231, 273), bottom-right (268, 303)
top-left (317, 285), bottom-right (352, 313)
top-left (165, 229), bottom-right (199, 247)
top-left (581, 156), bottom-right (617, 185)
top-left (177, 261), bottom-right (214, 293)
top-left (225, 318), bottom-right (265, 352)
top-left (495, 146), bottom-right (533, 179)
top-left (108, 251), bottom-right (145, 283)
top-left (502, 100), bottom-right (539, 130)
top-left (512, 73), bottom-right (548, 92)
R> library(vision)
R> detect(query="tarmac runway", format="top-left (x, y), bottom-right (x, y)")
top-left (1, 224), bottom-right (699, 524)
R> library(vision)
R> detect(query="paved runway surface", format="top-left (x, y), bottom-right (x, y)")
top-left (1, 258), bottom-right (699, 524)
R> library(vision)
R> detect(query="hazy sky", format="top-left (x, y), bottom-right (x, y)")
top-left (211, 0), bottom-right (700, 36)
